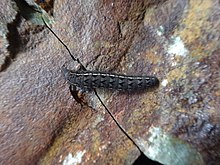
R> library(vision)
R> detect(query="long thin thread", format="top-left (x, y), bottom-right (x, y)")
top-left (93, 89), bottom-right (143, 152)
top-left (42, 18), bottom-right (86, 70)
top-left (42, 17), bottom-right (143, 154)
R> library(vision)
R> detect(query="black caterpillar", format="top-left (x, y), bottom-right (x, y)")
top-left (63, 67), bottom-right (159, 91)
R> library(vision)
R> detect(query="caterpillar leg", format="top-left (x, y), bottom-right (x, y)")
top-left (69, 85), bottom-right (96, 111)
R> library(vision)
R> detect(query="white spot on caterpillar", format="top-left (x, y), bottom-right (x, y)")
top-left (167, 36), bottom-right (188, 56)
top-left (63, 150), bottom-right (86, 165)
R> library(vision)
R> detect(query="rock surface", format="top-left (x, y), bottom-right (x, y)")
top-left (0, 0), bottom-right (219, 164)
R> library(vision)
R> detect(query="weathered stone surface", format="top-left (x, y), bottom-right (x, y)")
top-left (0, 0), bottom-right (220, 165)
top-left (0, 1), bottom-right (75, 164)
top-left (0, 0), bottom-right (17, 71)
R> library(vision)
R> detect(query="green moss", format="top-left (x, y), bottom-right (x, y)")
top-left (137, 127), bottom-right (204, 165)
top-left (12, 0), bottom-right (53, 25)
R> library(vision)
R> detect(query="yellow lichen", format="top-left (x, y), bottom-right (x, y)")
top-left (145, 45), bottom-right (161, 65)
top-left (179, 1), bottom-right (212, 43)
top-left (167, 65), bottom-right (187, 82)
top-left (177, 1), bottom-right (218, 59)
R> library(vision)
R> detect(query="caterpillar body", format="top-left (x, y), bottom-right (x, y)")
top-left (63, 67), bottom-right (159, 91)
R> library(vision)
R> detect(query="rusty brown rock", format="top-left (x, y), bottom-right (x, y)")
top-left (1, 0), bottom-right (220, 165)
top-left (0, 0), bottom-right (77, 164)
top-left (0, 0), bottom-right (17, 72)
